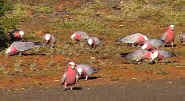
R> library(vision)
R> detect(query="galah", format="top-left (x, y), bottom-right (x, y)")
top-left (156, 50), bottom-right (176, 61)
top-left (119, 33), bottom-right (148, 46)
top-left (87, 37), bottom-right (102, 48)
top-left (120, 49), bottom-right (159, 64)
top-left (76, 64), bottom-right (97, 80)
top-left (178, 32), bottom-right (185, 44)
top-left (43, 33), bottom-right (56, 48)
top-left (71, 31), bottom-right (89, 41)
top-left (161, 25), bottom-right (175, 48)
top-left (141, 39), bottom-right (164, 50)
top-left (5, 41), bottom-right (41, 56)
top-left (61, 62), bottom-right (79, 90)
top-left (8, 29), bottom-right (24, 42)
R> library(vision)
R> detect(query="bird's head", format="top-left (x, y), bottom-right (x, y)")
top-left (143, 36), bottom-right (148, 41)
top-left (71, 34), bottom-right (76, 40)
top-left (141, 43), bottom-right (148, 50)
top-left (44, 34), bottom-right (51, 41)
top-left (88, 38), bottom-right (94, 46)
top-left (68, 61), bottom-right (76, 69)
top-left (151, 50), bottom-right (159, 61)
top-left (5, 47), bottom-right (17, 55)
top-left (77, 67), bottom-right (83, 76)
top-left (19, 30), bottom-right (24, 38)
top-left (169, 24), bottom-right (175, 30)
top-left (5, 47), bottom-right (11, 54)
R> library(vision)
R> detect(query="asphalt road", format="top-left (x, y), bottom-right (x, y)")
top-left (1, 79), bottom-right (185, 101)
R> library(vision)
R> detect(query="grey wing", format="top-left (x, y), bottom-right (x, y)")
top-left (61, 72), bottom-right (66, 84)
top-left (92, 37), bottom-right (101, 45)
top-left (125, 50), bottom-right (146, 61)
top-left (150, 39), bottom-right (164, 48)
top-left (76, 31), bottom-right (89, 39)
top-left (119, 33), bottom-right (145, 43)
top-left (12, 42), bottom-right (36, 51)
top-left (51, 35), bottom-right (56, 43)
top-left (159, 50), bottom-right (176, 58)
top-left (77, 64), bottom-right (95, 75)
top-left (161, 32), bottom-right (167, 41)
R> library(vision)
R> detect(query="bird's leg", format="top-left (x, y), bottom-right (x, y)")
top-left (64, 82), bottom-right (68, 91)
top-left (171, 42), bottom-right (173, 48)
top-left (85, 75), bottom-right (88, 80)
top-left (70, 87), bottom-right (73, 90)
top-left (18, 52), bottom-right (22, 56)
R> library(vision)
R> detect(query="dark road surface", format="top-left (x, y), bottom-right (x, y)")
top-left (1, 79), bottom-right (185, 101)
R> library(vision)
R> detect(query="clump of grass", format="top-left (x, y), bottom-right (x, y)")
top-left (120, 0), bottom-right (185, 25)
top-left (29, 62), bottom-right (37, 71)
top-left (0, 64), bottom-right (8, 74)
top-left (14, 59), bottom-right (23, 73)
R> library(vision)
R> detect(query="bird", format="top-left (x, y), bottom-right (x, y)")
top-left (43, 33), bottom-right (56, 48)
top-left (141, 39), bottom-right (164, 50)
top-left (161, 24), bottom-right (175, 48)
top-left (178, 32), bottom-right (185, 44)
top-left (61, 62), bottom-right (79, 90)
top-left (118, 33), bottom-right (148, 47)
top-left (120, 49), bottom-right (159, 64)
top-left (71, 31), bottom-right (89, 41)
top-left (156, 50), bottom-right (176, 61)
top-left (5, 41), bottom-right (41, 56)
top-left (76, 64), bottom-right (97, 80)
top-left (87, 37), bottom-right (102, 48)
top-left (8, 29), bottom-right (25, 43)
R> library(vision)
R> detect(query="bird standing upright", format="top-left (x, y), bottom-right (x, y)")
top-left (161, 25), bottom-right (175, 48)
top-left (61, 62), bottom-right (78, 91)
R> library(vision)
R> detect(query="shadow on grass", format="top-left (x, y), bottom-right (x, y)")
top-left (22, 53), bottom-right (46, 56)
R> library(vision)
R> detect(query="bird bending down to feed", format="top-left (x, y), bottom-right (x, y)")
top-left (5, 41), bottom-right (41, 56)
top-left (71, 31), bottom-right (89, 41)
top-left (141, 39), bottom-right (164, 50)
top-left (8, 29), bottom-right (25, 42)
top-left (87, 37), bottom-right (102, 48)
top-left (43, 33), bottom-right (56, 48)
top-left (118, 33), bottom-right (148, 47)
top-left (120, 49), bottom-right (159, 64)
top-left (61, 62), bottom-right (79, 91)
top-left (178, 32), bottom-right (185, 44)
top-left (76, 64), bottom-right (97, 80)
top-left (161, 24), bottom-right (175, 48)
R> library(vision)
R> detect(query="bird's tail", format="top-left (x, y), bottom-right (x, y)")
top-left (120, 53), bottom-right (129, 58)
top-left (33, 41), bottom-right (43, 47)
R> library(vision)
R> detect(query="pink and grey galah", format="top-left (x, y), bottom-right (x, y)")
top-left (61, 62), bottom-right (79, 90)
top-left (87, 37), bottom-right (102, 48)
top-left (119, 33), bottom-right (148, 46)
top-left (71, 31), bottom-right (89, 41)
top-left (141, 39), bottom-right (164, 50)
top-left (5, 41), bottom-right (41, 56)
top-left (9, 29), bottom-right (25, 42)
top-left (120, 49), bottom-right (159, 64)
top-left (161, 25), bottom-right (175, 48)
top-left (43, 33), bottom-right (56, 48)
top-left (76, 64), bottom-right (97, 80)
top-left (156, 50), bottom-right (176, 61)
